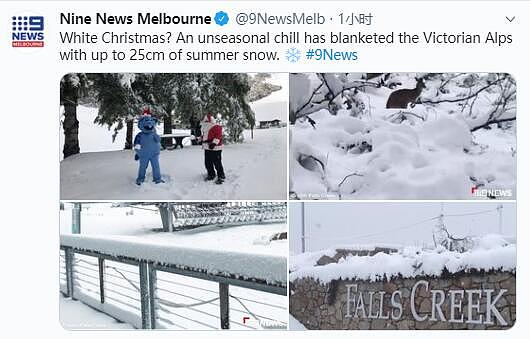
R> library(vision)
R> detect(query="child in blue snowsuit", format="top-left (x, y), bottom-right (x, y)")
top-left (134, 110), bottom-right (163, 185)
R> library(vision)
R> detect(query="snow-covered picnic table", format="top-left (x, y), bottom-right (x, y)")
top-left (160, 132), bottom-right (192, 149)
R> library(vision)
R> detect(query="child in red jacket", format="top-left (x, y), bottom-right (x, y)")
top-left (199, 113), bottom-right (225, 184)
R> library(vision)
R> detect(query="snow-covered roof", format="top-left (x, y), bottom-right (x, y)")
top-left (290, 234), bottom-right (515, 283)
top-left (61, 233), bottom-right (287, 286)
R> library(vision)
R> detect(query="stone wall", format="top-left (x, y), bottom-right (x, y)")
top-left (290, 270), bottom-right (515, 330)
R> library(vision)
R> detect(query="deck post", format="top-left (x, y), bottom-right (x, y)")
top-left (258, 202), bottom-right (263, 222)
top-left (159, 203), bottom-right (174, 232)
top-left (65, 247), bottom-right (75, 299)
top-left (98, 258), bottom-right (105, 304)
top-left (139, 262), bottom-right (152, 329)
top-left (219, 282), bottom-right (230, 329)
top-left (72, 203), bottom-right (81, 234)
top-left (148, 264), bottom-right (158, 329)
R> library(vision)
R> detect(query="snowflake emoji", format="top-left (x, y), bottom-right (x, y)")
top-left (286, 47), bottom-right (301, 63)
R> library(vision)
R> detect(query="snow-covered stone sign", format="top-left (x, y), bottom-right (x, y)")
top-left (289, 241), bottom-right (516, 329)
top-left (290, 272), bottom-right (515, 330)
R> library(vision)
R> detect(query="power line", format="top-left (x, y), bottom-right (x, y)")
top-left (321, 215), bottom-right (440, 242)
top-left (313, 205), bottom-right (504, 243)
top-left (444, 207), bottom-right (499, 218)
top-left (352, 216), bottom-right (440, 240)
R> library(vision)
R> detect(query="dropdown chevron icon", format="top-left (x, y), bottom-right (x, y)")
top-left (506, 16), bottom-right (515, 22)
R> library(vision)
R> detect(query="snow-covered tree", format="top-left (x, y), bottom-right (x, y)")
top-left (90, 73), bottom-right (144, 149)
top-left (60, 73), bottom-right (89, 158)
top-left (432, 215), bottom-right (474, 253)
top-left (197, 73), bottom-right (253, 142)
top-left (420, 73), bottom-right (516, 131)
top-left (248, 73), bottom-right (281, 102)
top-left (141, 74), bottom-right (182, 148)
top-left (176, 73), bottom-right (213, 131)
top-left (149, 73), bottom-right (254, 143)
top-left (64, 73), bottom-right (256, 150)
top-left (215, 73), bottom-right (253, 142)
top-left (289, 73), bottom-right (378, 124)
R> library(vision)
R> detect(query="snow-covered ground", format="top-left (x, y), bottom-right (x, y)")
top-left (59, 204), bottom-right (288, 330)
top-left (290, 73), bottom-right (516, 200)
top-left (61, 127), bottom-right (286, 200)
top-left (60, 294), bottom-right (133, 329)
top-left (60, 74), bottom-right (288, 200)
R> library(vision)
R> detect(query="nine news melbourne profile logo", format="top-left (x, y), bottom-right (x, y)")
top-left (11, 15), bottom-right (45, 47)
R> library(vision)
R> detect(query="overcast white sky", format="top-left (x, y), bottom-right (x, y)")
top-left (289, 202), bottom-right (516, 254)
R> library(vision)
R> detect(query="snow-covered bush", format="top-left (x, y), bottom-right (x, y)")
top-left (289, 73), bottom-right (516, 199)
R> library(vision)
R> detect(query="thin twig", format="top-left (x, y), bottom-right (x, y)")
top-left (470, 117), bottom-right (516, 132)
top-left (422, 77), bottom-right (505, 104)
top-left (388, 111), bottom-right (425, 122)
top-left (337, 173), bottom-right (364, 189)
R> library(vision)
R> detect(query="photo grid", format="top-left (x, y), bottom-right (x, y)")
top-left (59, 72), bottom-right (516, 330)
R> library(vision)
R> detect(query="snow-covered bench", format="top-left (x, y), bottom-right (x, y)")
top-left (160, 132), bottom-right (192, 149)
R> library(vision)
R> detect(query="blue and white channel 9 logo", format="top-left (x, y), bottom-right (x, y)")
top-left (11, 15), bottom-right (44, 47)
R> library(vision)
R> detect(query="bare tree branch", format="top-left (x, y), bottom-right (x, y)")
top-left (337, 172), bottom-right (363, 189)
top-left (388, 111), bottom-right (426, 122)
top-left (292, 76), bottom-right (380, 123)
top-left (292, 82), bottom-right (324, 121)
top-left (470, 117), bottom-right (516, 132)
top-left (336, 172), bottom-right (364, 200)
top-left (421, 77), bottom-right (505, 104)
top-left (438, 73), bottom-right (465, 93)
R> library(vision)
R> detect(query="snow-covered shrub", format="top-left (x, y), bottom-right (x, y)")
top-left (290, 73), bottom-right (516, 199)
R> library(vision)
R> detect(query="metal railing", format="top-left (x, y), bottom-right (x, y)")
top-left (162, 202), bottom-right (287, 231)
top-left (67, 202), bottom-right (287, 233)
top-left (60, 244), bottom-right (287, 330)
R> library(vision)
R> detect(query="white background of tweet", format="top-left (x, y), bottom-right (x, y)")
top-left (0, 1), bottom-right (527, 339)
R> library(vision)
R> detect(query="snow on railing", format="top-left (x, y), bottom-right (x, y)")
top-left (60, 236), bottom-right (287, 330)
top-left (171, 202), bottom-right (287, 229)
top-left (61, 234), bottom-right (286, 285)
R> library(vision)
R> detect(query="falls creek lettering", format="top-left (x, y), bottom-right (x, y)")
top-left (345, 280), bottom-right (508, 326)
